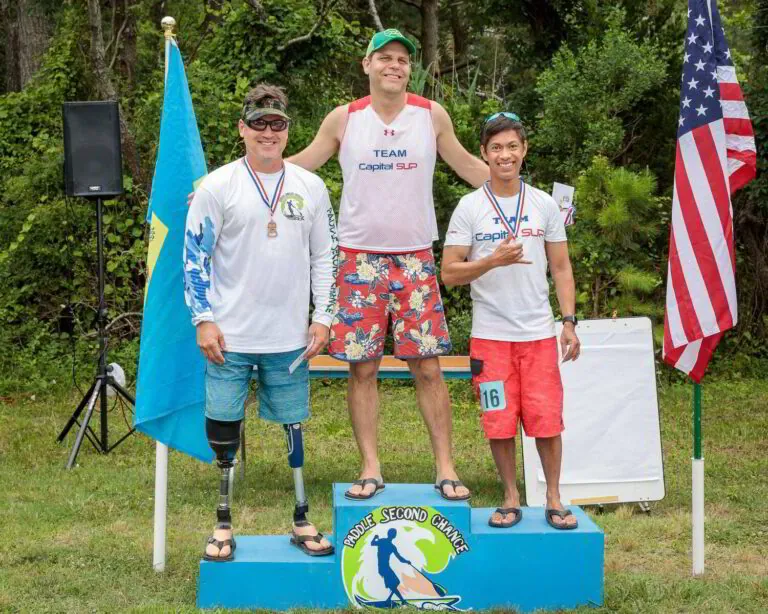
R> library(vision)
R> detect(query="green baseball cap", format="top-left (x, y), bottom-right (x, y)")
top-left (366, 28), bottom-right (417, 57)
top-left (242, 97), bottom-right (290, 122)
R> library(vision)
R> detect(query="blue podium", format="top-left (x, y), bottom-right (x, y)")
top-left (198, 483), bottom-right (604, 611)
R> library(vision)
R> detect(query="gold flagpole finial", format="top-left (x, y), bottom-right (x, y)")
top-left (161, 16), bottom-right (176, 40)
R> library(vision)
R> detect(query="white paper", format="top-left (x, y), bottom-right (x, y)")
top-left (288, 337), bottom-right (314, 374)
top-left (552, 182), bottom-right (576, 226)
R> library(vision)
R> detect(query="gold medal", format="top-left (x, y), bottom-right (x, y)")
top-left (267, 220), bottom-right (278, 238)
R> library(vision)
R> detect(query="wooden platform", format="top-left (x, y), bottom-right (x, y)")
top-left (308, 355), bottom-right (471, 379)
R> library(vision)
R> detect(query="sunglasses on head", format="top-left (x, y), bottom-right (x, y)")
top-left (484, 111), bottom-right (521, 124)
top-left (245, 117), bottom-right (290, 132)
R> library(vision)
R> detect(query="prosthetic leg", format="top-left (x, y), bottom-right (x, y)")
top-left (204, 418), bottom-right (240, 562)
top-left (284, 423), bottom-right (334, 556)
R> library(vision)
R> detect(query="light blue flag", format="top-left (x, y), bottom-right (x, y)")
top-left (134, 39), bottom-right (213, 462)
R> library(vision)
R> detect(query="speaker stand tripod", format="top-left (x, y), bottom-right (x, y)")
top-left (57, 197), bottom-right (136, 469)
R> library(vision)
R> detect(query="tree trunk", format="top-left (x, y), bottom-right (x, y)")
top-left (367, 0), bottom-right (384, 31)
top-left (449, 1), bottom-right (466, 64)
top-left (17, 0), bottom-right (51, 88)
top-left (115, 0), bottom-right (139, 92)
top-left (1, 0), bottom-right (21, 92)
top-left (86, 0), bottom-right (141, 183)
top-left (420, 0), bottom-right (439, 75)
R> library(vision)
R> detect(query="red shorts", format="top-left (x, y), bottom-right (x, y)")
top-left (328, 248), bottom-right (451, 362)
top-left (470, 337), bottom-right (564, 439)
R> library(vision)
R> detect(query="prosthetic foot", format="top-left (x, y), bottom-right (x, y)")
top-left (204, 417), bottom-right (240, 562)
top-left (284, 423), bottom-right (334, 556)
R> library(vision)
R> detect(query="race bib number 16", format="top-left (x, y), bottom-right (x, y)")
top-left (479, 381), bottom-right (506, 411)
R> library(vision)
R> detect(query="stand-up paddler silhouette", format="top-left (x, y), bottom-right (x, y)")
top-left (371, 528), bottom-right (410, 607)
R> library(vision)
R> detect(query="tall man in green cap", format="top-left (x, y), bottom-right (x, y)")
top-left (289, 28), bottom-right (490, 501)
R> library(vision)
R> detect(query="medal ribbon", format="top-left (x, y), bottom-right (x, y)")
top-left (482, 179), bottom-right (526, 240)
top-left (243, 157), bottom-right (286, 219)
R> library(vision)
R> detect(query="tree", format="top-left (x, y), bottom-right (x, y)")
top-left (569, 156), bottom-right (666, 320)
top-left (420, 0), bottom-right (439, 73)
top-left (533, 9), bottom-right (667, 183)
top-left (1, 0), bottom-right (53, 92)
top-left (86, 0), bottom-right (140, 180)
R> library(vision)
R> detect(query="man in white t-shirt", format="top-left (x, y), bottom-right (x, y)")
top-left (184, 84), bottom-right (337, 560)
top-left (441, 112), bottom-right (581, 530)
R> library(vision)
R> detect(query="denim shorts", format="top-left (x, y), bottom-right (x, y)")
top-left (205, 349), bottom-right (309, 424)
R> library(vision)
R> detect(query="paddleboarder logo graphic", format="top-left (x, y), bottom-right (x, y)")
top-left (341, 506), bottom-right (468, 610)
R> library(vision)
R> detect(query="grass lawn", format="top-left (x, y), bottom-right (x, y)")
top-left (0, 376), bottom-right (766, 613)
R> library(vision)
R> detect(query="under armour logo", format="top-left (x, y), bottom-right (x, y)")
top-left (384, 129), bottom-right (395, 136)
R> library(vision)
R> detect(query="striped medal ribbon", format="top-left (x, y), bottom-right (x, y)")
top-left (482, 179), bottom-right (526, 240)
top-left (243, 157), bottom-right (286, 238)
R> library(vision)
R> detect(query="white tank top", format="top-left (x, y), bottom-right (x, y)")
top-left (338, 94), bottom-right (438, 252)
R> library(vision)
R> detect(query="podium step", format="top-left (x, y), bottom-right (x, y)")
top-left (197, 483), bottom-right (604, 611)
top-left (197, 535), bottom-right (347, 609)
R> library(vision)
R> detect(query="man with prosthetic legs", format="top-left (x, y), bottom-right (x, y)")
top-left (184, 84), bottom-right (337, 561)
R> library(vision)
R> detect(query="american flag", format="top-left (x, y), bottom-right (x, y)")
top-left (663, 0), bottom-right (756, 382)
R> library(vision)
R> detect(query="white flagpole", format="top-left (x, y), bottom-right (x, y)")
top-left (692, 0), bottom-right (714, 577)
top-left (152, 15), bottom-right (176, 573)
top-left (692, 382), bottom-right (704, 575)
top-left (692, 456), bottom-right (705, 575)
top-left (153, 441), bottom-right (169, 571)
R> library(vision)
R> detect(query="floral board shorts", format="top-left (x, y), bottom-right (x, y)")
top-left (328, 248), bottom-right (452, 362)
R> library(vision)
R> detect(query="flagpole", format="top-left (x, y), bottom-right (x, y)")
top-left (153, 441), bottom-right (169, 571)
top-left (692, 382), bottom-right (704, 575)
top-left (151, 15), bottom-right (176, 573)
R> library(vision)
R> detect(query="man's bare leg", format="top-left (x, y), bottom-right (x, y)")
top-left (346, 358), bottom-right (384, 497)
top-left (489, 437), bottom-right (521, 525)
top-left (536, 435), bottom-right (577, 527)
top-left (407, 357), bottom-right (469, 498)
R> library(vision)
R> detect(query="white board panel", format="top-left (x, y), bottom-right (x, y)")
top-left (522, 317), bottom-right (665, 506)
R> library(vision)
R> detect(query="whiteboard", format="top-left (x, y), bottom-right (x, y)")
top-left (522, 317), bottom-right (665, 507)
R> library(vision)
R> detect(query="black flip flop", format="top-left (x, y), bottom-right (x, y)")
top-left (344, 478), bottom-right (385, 500)
top-left (488, 507), bottom-right (522, 528)
top-left (434, 479), bottom-right (471, 501)
top-left (545, 508), bottom-right (578, 530)
top-left (290, 527), bottom-right (335, 557)
top-left (202, 531), bottom-right (237, 562)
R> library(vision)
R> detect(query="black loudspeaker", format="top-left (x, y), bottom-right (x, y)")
top-left (63, 101), bottom-right (123, 198)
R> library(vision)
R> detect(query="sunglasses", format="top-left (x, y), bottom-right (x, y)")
top-left (484, 111), bottom-right (521, 124)
top-left (245, 118), bottom-right (290, 132)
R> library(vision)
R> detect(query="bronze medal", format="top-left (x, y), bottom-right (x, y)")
top-left (243, 158), bottom-right (286, 241)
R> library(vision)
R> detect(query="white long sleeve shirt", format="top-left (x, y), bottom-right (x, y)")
top-left (184, 159), bottom-right (338, 353)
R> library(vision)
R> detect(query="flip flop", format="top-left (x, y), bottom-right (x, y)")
top-left (202, 525), bottom-right (236, 562)
top-left (344, 477), bottom-right (385, 500)
top-left (434, 479), bottom-right (471, 501)
top-left (488, 507), bottom-right (522, 528)
top-left (545, 508), bottom-right (578, 530)
top-left (290, 524), bottom-right (335, 557)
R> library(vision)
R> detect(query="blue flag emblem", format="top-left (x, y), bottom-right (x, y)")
top-left (134, 40), bottom-right (213, 462)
